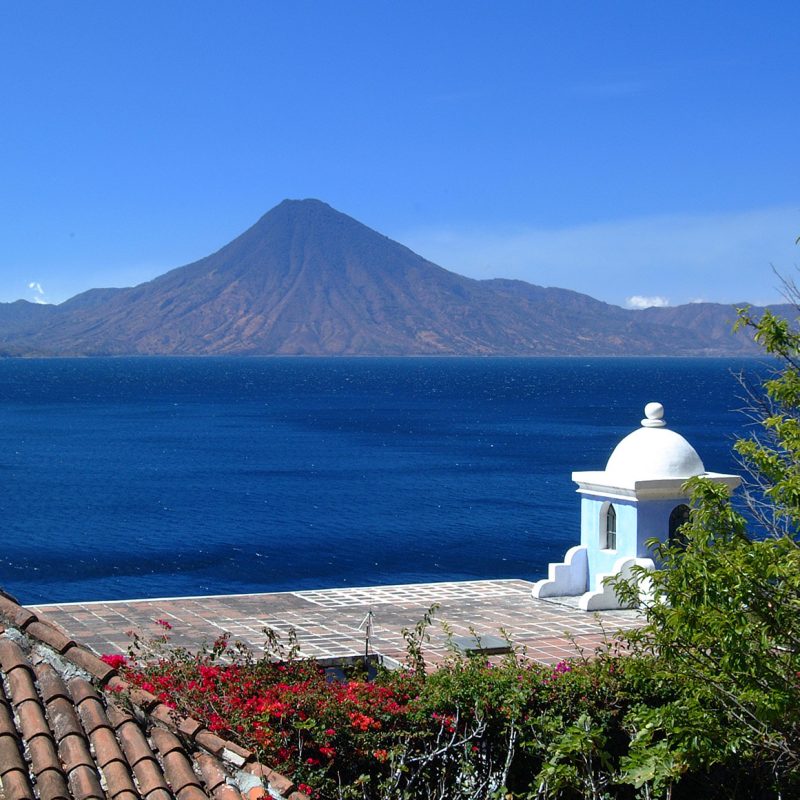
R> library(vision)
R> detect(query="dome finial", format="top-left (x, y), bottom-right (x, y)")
top-left (641, 402), bottom-right (666, 428)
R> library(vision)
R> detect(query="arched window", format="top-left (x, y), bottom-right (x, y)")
top-left (602, 503), bottom-right (617, 550)
top-left (669, 504), bottom-right (691, 549)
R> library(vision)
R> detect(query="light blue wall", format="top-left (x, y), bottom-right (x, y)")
top-left (639, 497), bottom-right (686, 553)
top-left (580, 493), bottom-right (691, 584)
top-left (636, 497), bottom-right (689, 561)
top-left (580, 496), bottom-right (637, 583)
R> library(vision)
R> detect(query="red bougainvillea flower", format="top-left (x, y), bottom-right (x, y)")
top-left (207, 713), bottom-right (226, 732)
top-left (155, 618), bottom-right (173, 630)
top-left (100, 653), bottom-right (127, 669)
top-left (348, 711), bottom-right (380, 731)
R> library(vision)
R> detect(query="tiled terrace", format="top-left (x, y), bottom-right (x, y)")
top-left (34, 579), bottom-right (643, 667)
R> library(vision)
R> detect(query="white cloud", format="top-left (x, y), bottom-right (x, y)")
top-left (626, 295), bottom-right (670, 309)
top-left (399, 206), bottom-right (800, 307)
top-left (28, 280), bottom-right (48, 304)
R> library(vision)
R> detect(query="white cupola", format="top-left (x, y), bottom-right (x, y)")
top-left (604, 402), bottom-right (705, 479)
top-left (532, 402), bottom-right (740, 610)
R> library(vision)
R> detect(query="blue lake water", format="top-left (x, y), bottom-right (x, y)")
top-left (0, 357), bottom-right (772, 604)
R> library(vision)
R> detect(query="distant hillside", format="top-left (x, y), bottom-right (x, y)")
top-left (0, 199), bottom-right (789, 356)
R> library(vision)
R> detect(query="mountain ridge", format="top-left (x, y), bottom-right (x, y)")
top-left (0, 199), bottom-right (786, 357)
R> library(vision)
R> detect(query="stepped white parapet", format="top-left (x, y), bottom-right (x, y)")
top-left (531, 545), bottom-right (588, 598)
top-left (578, 556), bottom-right (655, 611)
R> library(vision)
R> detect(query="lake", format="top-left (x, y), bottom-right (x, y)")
top-left (0, 357), bottom-right (771, 603)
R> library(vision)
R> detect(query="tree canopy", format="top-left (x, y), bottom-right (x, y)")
top-left (615, 305), bottom-right (800, 796)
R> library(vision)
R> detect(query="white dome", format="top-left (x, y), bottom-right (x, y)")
top-left (604, 403), bottom-right (705, 479)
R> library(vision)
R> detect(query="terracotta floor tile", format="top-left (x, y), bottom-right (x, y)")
top-left (33, 580), bottom-right (641, 668)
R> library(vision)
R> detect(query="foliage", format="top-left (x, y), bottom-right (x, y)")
top-left (614, 305), bottom-right (800, 796)
top-left (108, 613), bottom-right (783, 800)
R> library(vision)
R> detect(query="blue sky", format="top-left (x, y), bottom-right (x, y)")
top-left (1, 2), bottom-right (797, 308)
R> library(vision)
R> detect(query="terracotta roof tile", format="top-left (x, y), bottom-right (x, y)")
top-left (87, 724), bottom-right (127, 769)
top-left (149, 701), bottom-right (179, 728)
top-left (0, 594), bottom-right (303, 800)
top-left (27, 733), bottom-right (64, 776)
top-left (65, 763), bottom-right (105, 800)
top-left (127, 686), bottom-right (160, 710)
top-left (17, 698), bottom-right (55, 743)
top-left (32, 765), bottom-right (70, 800)
top-left (194, 730), bottom-right (227, 756)
top-left (0, 593), bottom-right (23, 620)
top-left (178, 715), bottom-right (205, 740)
top-left (0, 595), bottom-right (38, 628)
top-left (67, 677), bottom-right (101, 705)
top-left (130, 755), bottom-right (171, 797)
top-left (212, 783), bottom-right (245, 800)
top-left (105, 675), bottom-right (131, 695)
top-left (0, 684), bottom-right (19, 736)
top-left (7, 666), bottom-right (41, 705)
top-left (245, 763), bottom-right (296, 798)
top-left (0, 732), bottom-right (28, 776)
top-left (60, 732), bottom-right (97, 773)
top-left (25, 619), bottom-right (75, 654)
top-left (180, 786), bottom-right (217, 800)
top-left (74, 693), bottom-right (111, 736)
top-left (96, 755), bottom-right (138, 798)
top-left (144, 789), bottom-right (174, 800)
top-left (35, 661), bottom-right (73, 703)
top-left (46, 694), bottom-right (87, 742)
top-left (220, 740), bottom-right (253, 764)
top-left (12, 606), bottom-right (38, 630)
top-left (62, 644), bottom-right (118, 684)
top-left (195, 753), bottom-right (227, 792)
top-left (114, 720), bottom-right (173, 798)
top-left (0, 637), bottom-right (32, 673)
top-left (105, 702), bottom-right (135, 729)
top-left (152, 727), bottom-right (204, 796)
top-left (213, 782), bottom-right (246, 800)
top-left (0, 766), bottom-right (36, 799)
top-left (116, 718), bottom-right (158, 769)
top-left (148, 703), bottom-right (205, 740)
top-left (149, 725), bottom-right (182, 756)
top-left (163, 749), bottom-right (204, 794)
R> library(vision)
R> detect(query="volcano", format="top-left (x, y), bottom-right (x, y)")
top-left (0, 199), bottom-right (779, 356)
